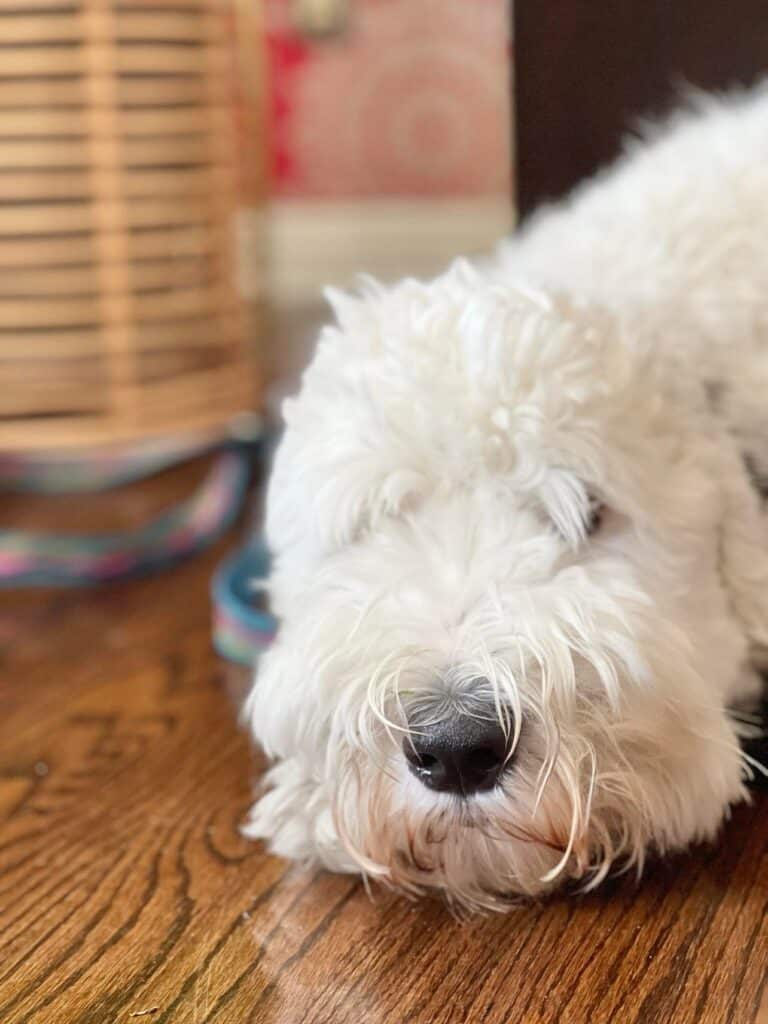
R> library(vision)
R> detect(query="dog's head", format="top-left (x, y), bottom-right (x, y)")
top-left (244, 262), bottom-right (752, 912)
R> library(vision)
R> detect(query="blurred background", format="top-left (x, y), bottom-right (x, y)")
top-left (1, 0), bottom-right (765, 581)
top-left (0, 0), bottom-right (513, 457)
top-left (0, 0), bottom-right (512, 591)
top-left (251, 0), bottom-right (513, 391)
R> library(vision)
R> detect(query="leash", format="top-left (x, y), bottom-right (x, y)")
top-left (0, 426), bottom-right (277, 664)
top-left (0, 447), bottom-right (252, 588)
top-left (211, 540), bottom-right (277, 665)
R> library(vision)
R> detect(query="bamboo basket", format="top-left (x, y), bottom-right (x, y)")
top-left (0, 0), bottom-right (262, 452)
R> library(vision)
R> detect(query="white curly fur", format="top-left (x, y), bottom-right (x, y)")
top-left (243, 87), bottom-right (768, 912)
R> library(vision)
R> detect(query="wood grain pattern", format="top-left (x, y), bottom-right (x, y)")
top-left (0, 469), bottom-right (766, 1024)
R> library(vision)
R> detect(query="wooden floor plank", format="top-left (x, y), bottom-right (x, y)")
top-left (0, 471), bottom-right (765, 1024)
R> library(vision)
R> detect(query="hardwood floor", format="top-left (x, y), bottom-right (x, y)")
top-left (0, 464), bottom-right (766, 1024)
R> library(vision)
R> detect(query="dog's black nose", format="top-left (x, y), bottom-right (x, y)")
top-left (403, 710), bottom-right (515, 796)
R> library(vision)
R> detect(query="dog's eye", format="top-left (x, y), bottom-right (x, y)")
top-left (586, 498), bottom-right (605, 536)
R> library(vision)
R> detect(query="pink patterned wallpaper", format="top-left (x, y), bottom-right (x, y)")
top-left (264, 0), bottom-right (512, 198)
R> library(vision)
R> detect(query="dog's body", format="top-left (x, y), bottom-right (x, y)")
top-left (244, 87), bottom-right (768, 911)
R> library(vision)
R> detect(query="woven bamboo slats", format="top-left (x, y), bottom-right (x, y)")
top-left (0, 0), bottom-right (260, 451)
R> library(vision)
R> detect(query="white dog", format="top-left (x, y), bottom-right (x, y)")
top-left (243, 87), bottom-right (768, 912)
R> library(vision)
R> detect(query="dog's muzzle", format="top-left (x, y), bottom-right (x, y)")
top-left (403, 692), bottom-right (516, 796)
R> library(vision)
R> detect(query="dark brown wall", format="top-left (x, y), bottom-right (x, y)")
top-left (514, 1), bottom-right (768, 217)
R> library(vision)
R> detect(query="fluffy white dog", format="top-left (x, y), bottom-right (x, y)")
top-left (243, 87), bottom-right (768, 912)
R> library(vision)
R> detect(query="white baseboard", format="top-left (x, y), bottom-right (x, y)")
top-left (239, 197), bottom-right (514, 308)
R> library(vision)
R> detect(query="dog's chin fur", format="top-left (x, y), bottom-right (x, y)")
top-left (243, 87), bottom-right (768, 913)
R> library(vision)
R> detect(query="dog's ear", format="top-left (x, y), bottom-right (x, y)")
top-left (264, 297), bottom-right (431, 566)
top-left (266, 279), bottom-right (456, 565)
